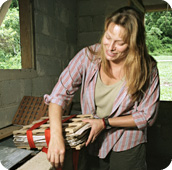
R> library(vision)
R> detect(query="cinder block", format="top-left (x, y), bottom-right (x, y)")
top-left (1, 79), bottom-right (32, 106)
top-left (68, 11), bottom-right (77, 30)
top-left (1, 80), bottom-right (23, 105)
top-left (93, 15), bottom-right (105, 31)
top-left (78, 1), bottom-right (92, 16)
top-left (54, 20), bottom-right (67, 42)
top-left (62, 0), bottom-right (77, 12)
top-left (32, 76), bottom-right (57, 97)
top-left (20, 79), bottom-right (32, 97)
top-left (35, 34), bottom-right (56, 56)
top-left (77, 32), bottom-right (102, 48)
top-left (54, 0), bottom-right (63, 19)
top-left (34, 12), bottom-right (56, 37)
top-left (66, 44), bottom-right (77, 60)
top-left (105, 0), bottom-right (126, 16)
top-left (78, 0), bottom-right (107, 16)
top-left (0, 105), bottom-right (19, 128)
top-left (66, 28), bottom-right (77, 44)
top-left (59, 8), bottom-right (70, 26)
top-left (55, 1), bottom-right (76, 27)
top-left (55, 40), bottom-right (68, 58)
top-left (78, 16), bottom-right (93, 32)
top-left (36, 55), bottom-right (62, 76)
top-left (34, 0), bottom-right (55, 17)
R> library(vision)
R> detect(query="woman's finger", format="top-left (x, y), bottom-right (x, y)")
top-left (54, 153), bottom-right (60, 168)
top-left (86, 129), bottom-right (94, 146)
top-left (59, 152), bottom-right (65, 167)
top-left (91, 135), bottom-right (97, 143)
top-left (82, 118), bottom-right (91, 124)
top-left (49, 153), bottom-right (56, 167)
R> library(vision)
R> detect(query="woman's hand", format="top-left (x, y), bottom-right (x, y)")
top-left (47, 133), bottom-right (65, 169)
top-left (83, 118), bottom-right (105, 146)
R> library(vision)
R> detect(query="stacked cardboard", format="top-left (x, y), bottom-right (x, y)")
top-left (13, 114), bottom-right (93, 150)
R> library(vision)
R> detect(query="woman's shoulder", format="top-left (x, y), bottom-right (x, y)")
top-left (83, 43), bottom-right (101, 62)
top-left (87, 43), bottom-right (101, 52)
top-left (149, 55), bottom-right (158, 71)
top-left (148, 55), bottom-right (159, 80)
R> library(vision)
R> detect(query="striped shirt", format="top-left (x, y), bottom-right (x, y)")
top-left (44, 43), bottom-right (160, 158)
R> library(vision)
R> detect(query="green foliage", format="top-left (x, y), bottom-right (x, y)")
top-left (145, 12), bottom-right (172, 101)
top-left (0, 1), bottom-right (21, 69)
top-left (145, 11), bottom-right (172, 56)
top-left (10, 0), bottom-right (19, 9)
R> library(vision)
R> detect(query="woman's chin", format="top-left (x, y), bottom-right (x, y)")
top-left (105, 55), bottom-right (117, 61)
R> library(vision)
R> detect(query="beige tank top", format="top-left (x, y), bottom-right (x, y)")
top-left (95, 72), bottom-right (124, 118)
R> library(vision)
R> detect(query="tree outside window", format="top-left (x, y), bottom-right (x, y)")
top-left (0, 0), bottom-right (34, 70)
top-left (0, 0), bottom-right (21, 69)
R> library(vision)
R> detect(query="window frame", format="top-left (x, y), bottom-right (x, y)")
top-left (19, 0), bottom-right (35, 69)
top-left (0, 0), bottom-right (35, 69)
top-left (145, 4), bottom-right (172, 12)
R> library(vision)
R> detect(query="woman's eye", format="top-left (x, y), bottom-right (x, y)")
top-left (106, 34), bottom-right (111, 39)
top-left (117, 42), bottom-right (125, 46)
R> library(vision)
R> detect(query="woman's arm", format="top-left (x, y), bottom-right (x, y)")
top-left (109, 115), bottom-right (136, 127)
top-left (47, 103), bottom-right (65, 168)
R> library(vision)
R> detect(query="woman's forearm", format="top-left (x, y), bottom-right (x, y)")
top-left (109, 115), bottom-right (137, 128)
top-left (47, 103), bottom-right (65, 168)
top-left (49, 103), bottom-right (63, 138)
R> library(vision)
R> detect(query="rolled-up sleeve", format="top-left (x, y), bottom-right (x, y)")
top-left (132, 66), bottom-right (160, 130)
top-left (44, 49), bottom-right (84, 109)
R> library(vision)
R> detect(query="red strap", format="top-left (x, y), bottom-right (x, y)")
top-left (41, 146), bottom-right (48, 153)
top-left (102, 118), bottom-right (106, 129)
top-left (27, 118), bottom-right (49, 148)
top-left (45, 128), bottom-right (50, 147)
top-left (73, 149), bottom-right (80, 170)
top-left (62, 114), bottom-right (77, 123)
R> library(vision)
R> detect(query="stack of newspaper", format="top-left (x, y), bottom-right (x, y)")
top-left (13, 114), bottom-right (93, 150)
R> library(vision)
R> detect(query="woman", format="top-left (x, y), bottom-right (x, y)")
top-left (44, 6), bottom-right (160, 170)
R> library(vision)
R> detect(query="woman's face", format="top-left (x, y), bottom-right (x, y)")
top-left (102, 22), bottom-right (129, 63)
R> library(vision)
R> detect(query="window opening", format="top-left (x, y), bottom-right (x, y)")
top-left (0, 0), bottom-right (21, 69)
top-left (145, 10), bottom-right (172, 101)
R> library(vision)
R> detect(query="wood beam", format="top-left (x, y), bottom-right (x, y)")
top-left (19, 0), bottom-right (34, 69)
top-left (145, 4), bottom-right (172, 12)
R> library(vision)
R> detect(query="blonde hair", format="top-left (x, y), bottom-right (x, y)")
top-left (97, 7), bottom-right (156, 102)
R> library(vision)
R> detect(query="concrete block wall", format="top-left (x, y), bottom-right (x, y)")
top-left (34, 0), bottom-right (77, 76)
top-left (77, 0), bottom-right (128, 50)
top-left (0, 70), bottom-right (35, 128)
top-left (0, 0), bottom-right (77, 128)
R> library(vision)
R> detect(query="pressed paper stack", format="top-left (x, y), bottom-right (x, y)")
top-left (13, 114), bottom-right (93, 150)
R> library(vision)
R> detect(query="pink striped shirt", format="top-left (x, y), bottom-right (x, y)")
top-left (44, 43), bottom-right (160, 158)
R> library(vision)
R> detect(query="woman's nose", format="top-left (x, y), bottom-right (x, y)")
top-left (109, 41), bottom-right (116, 51)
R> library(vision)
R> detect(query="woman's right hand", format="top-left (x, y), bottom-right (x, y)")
top-left (47, 133), bottom-right (65, 168)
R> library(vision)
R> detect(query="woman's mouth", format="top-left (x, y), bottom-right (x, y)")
top-left (106, 50), bottom-right (118, 57)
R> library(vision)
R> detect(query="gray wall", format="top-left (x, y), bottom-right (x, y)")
top-left (0, 0), bottom-right (77, 128)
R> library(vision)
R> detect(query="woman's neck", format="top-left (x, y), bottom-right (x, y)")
top-left (109, 60), bottom-right (125, 79)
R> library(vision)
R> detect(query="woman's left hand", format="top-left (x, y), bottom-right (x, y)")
top-left (82, 118), bottom-right (105, 146)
